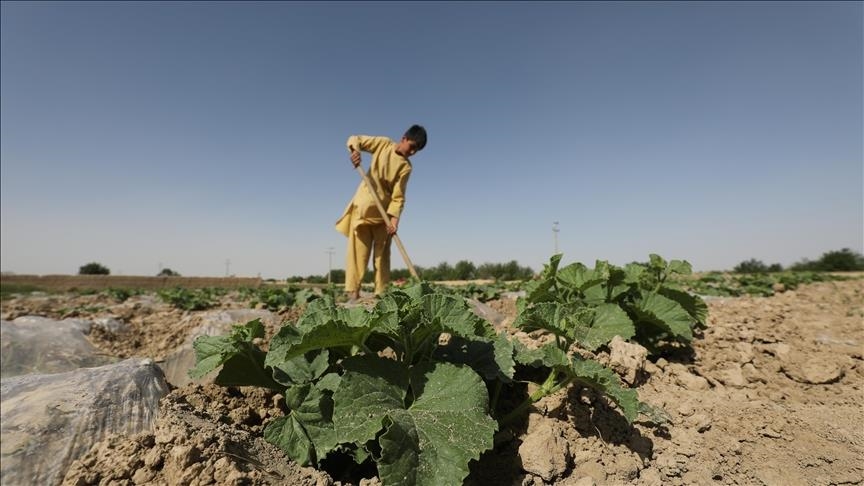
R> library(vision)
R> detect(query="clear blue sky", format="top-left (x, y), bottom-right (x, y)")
top-left (2, 1), bottom-right (861, 278)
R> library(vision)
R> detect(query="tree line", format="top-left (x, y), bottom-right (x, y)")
top-left (77, 248), bottom-right (864, 280)
top-left (290, 260), bottom-right (535, 284)
top-left (734, 248), bottom-right (864, 273)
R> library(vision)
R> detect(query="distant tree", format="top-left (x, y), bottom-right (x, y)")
top-left (733, 259), bottom-right (782, 273)
top-left (329, 269), bottom-right (346, 284)
top-left (158, 268), bottom-right (180, 277)
top-left (79, 262), bottom-right (110, 275)
top-left (789, 248), bottom-right (864, 272)
top-left (390, 268), bottom-right (413, 280)
top-left (314, 260), bottom-right (535, 284)
top-left (502, 260), bottom-right (534, 280)
top-left (814, 248), bottom-right (864, 271)
top-left (476, 260), bottom-right (534, 280)
top-left (453, 260), bottom-right (477, 280)
top-left (788, 258), bottom-right (817, 272)
top-left (305, 275), bottom-right (328, 284)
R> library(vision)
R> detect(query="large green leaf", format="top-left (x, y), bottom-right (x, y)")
top-left (568, 357), bottom-right (639, 423)
top-left (370, 293), bottom-right (405, 335)
top-left (400, 281), bottom-right (438, 302)
top-left (189, 335), bottom-right (235, 379)
top-left (265, 320), bottom-right (372, 367)
top-left (271, 350), bottom-right (330, 386)
top-left (513, 343), bottom-right (640, 423)
top-left (659, 287), bottom-right (708, 325)
top-left (513, 341), bottom-right (569, 369)
top-left (571, 303), bottom-right (635, 351)
top-left (623, 263), bottom-right (646, 284)
top-left (557, 261), bottom-right (609, 292)
top-left (513, 302), bottom-right (567, 336)
top-left (332, 356), bottom-right (410, 446)
top-left (264, 378), bottom-right (339, 466)
top-left (581, 283), bottom-right (608, 306)
top-left (295, 297), bottom-right (339, 332)
top-left (264, 415), bottom-right (315, 466)
top-left (337, 306), bottom-right (372, 328)
top-left (433, 332), bottom-right (515, 381)
top-left (209, 350), bottom-right (280, 389)
top-left (604, 267), bottom-right (630, 300)
top-left (423, 294), bottom-right (492, 338)
top-left (189, 319), bottom-right (264, 379)
top-left (189, 319), bottom-right (281, 390)
top-left (522, 254), bottom-right (562, 303)
top-left (333, 357), bottom-right (497, 486)
top-left (649, 254), bottom-right (667, 271)
top-left (492, 332), bottom-right (516, 381)
top-left (632, 293), bottom-right (694, 342)
top-left (667, 259), bottom-right (692, 276)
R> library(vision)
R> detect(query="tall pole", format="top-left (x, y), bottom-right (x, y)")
top-left (225, 259), bottom-right (231, 277)
top-left (326, 247), bottom-right (335, 284)
top-left (553, 221), bottom-right (560, 254)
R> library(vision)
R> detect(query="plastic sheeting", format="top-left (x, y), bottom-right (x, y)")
top-left (0, 317), bottom-right (117, 378)
top-left (0, 358), bottom-right (169, 486)
top-left (159, 309), bottom-right (279, 387)
top-left (468, 298), bottom-right (507, 331)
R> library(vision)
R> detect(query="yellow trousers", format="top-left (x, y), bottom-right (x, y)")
top-left (345, 223), bottom-right (392, 295)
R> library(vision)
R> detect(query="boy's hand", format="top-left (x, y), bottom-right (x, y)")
top-left (388, 216), bottom-right (399, 235)
top-left (349, 146), bottom-right (361, 168)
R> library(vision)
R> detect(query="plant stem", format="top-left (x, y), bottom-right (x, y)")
top-left (490, 380), bottom-right (503, 413)
top-left (402, 328), bottom-right (413, 364)
top-left (413, 331), bottom-right (436, 363)
top-left (499, 370), bottom-right (574, 426)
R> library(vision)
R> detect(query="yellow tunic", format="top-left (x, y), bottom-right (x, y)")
top-left (335, 135), bottom-right (412, 236)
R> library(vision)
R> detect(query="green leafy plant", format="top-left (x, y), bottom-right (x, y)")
top-left (246, 285), bottom-right (321, 311)
top-left (191, 281), bottom-right (650, 484)
top-left (103, 287), bottom-right (140, 302)
top-left (158, 287), bottom-right (218, 311)
top-left (734, 258), bottom-right (783, 273)
top-left (447, 282), bottom-right (506, 302)
top-left (0, 283), bottom-right (46, 300)
top-left (515, 254), bottom-right (707, 354)
top-left (680, 271), bottom-right (844, 298)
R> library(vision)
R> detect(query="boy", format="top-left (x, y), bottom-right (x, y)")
top-left (335, 124), bottom-right (427, 300)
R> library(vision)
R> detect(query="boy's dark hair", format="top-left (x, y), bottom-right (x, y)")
top-left (404, 124), bottom-right (427, 151)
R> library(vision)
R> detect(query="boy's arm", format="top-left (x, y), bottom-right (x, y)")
top-left (346, 135), bottom-right (390, 156)
top-left (347, 135), bottom-right (389, 168)
top-left (384, 167), bottom-right (411, 234)
top-left (386, 166), bottom-right (412, 222)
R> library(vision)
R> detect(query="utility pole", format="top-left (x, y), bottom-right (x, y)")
top-left (225, 259), bottom-right (231, 277)
top-left (553, 221), bottom-right (560, 254)
top-left (326, 247), bottom-right (335, 284)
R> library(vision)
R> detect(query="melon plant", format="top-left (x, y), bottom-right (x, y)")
top-left (515, 254), bottom-right (708, 354)
top-left (190, 277), bottom-right (667, 484)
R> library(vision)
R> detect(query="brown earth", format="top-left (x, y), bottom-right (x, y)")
top-left (2, 279), bottom-right (862, 485)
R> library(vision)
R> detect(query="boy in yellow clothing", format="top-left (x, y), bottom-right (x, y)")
top-left (335, 125), bottom-right (427, 300)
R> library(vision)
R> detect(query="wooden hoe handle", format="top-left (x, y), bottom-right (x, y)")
top-left (352, 156), bottom-right (420, 280)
